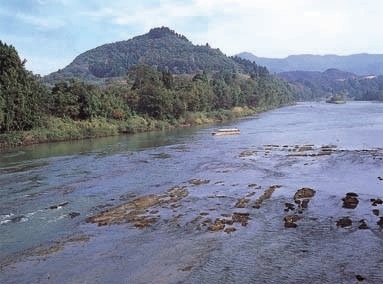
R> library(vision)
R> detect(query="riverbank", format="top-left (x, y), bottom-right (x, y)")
top-left (0, 106), bottom-right (267, 149)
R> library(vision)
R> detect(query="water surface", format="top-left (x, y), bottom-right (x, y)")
top-left (1, 102), bottom-right (383, 283)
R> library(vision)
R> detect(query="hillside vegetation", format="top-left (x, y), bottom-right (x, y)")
top-left (277, 69), bottom-right (383, 101)
top-left (0, 33), bottom-right (294, 147)
top-left (45, 27), bottom-right (268, 84)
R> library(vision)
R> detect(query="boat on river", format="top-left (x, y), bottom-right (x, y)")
top-left (326, 95), bottom-right (346, 104)
top-left (212, 128), bottom-right (240, 136)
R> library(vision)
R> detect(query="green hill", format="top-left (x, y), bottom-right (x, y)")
top-left (45, 27), bottom-right (246, 83)
top-left (277, 68), bottom-right (383, 101)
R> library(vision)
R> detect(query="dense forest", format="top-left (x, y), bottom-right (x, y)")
top-left (0, 40), bottom-right (294, 147)
top-left (43, 27), bottom-right (268, 85)
top-left (44, 27), bottom-right (254, 83)
top-left (278, 69), bottom-right (383, 101)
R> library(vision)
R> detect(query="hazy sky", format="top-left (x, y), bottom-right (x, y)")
top-left (1, 0), bottom-right (382, 75)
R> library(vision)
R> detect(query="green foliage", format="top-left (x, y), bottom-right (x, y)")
top-left (0, 41), bottom-right (296, 147)
top-left (231, 56), bottom-right (269, 77)
top-left (44, 27), bottom-right (245, 83)
top-left (278, 69), bottom-right (383, 101)
top-left (0, 41), bottom-right (49, 132)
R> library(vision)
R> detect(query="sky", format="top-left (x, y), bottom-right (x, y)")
top-left (1, 0), bottom-right (383, 76)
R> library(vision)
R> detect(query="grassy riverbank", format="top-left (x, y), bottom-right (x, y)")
top-left (0, 106), bottom-right (261, 148)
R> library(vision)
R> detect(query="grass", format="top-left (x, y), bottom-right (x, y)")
top-left (0, 106), bottom-right (261, 148)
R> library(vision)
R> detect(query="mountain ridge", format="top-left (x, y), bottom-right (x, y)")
top-left (44, 27), bottom-right (246, 83)
top-left (236, 52), bottom-right (383, 75)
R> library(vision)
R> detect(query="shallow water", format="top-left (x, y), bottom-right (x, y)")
top-left (1, 101), bottom-right (383, 283)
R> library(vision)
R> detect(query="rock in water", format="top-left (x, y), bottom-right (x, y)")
top-left (336, 217), bottom-right (352, 228)
top-left (294, 187), bottom-right (316, 200)
top-left (342, 193), bottom-right (359, 209)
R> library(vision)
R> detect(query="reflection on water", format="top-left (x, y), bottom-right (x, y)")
top-left (1, 102), bottom-right (383, 283)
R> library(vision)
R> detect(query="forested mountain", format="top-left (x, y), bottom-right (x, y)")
top-left (237, 52), bottom-right (383, 75)
top-left (1, 35), bottom-right (295, 146)
top-left (277, 68), bottom-right (383, 101)
top-left (44, 27), bottom-right (266, 83)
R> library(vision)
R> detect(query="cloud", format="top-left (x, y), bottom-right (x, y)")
top-left (15, 12), bottom-right (66, 30)
top-left (2, 0), bottom-right (383, 75)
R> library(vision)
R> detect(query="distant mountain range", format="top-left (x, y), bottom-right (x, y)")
top-left (236, 52), bottom-right (383, 75)
top-left (45, 27), bottom-right (255, 83)
top-left (275, 67), bottom-right (383, 101)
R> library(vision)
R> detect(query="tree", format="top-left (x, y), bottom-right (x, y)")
top-left (0, 41), bottom-right (48, 132)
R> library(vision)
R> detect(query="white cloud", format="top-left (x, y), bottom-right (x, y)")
top-left (183, 0), bottom-right (383, 57)
top-left (3, 0), bottom-right (383, 74)
top-left (15, 12), bottom-right (66, 30)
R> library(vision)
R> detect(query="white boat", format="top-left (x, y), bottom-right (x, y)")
top-left (212, 128), bottom-right (240, 136)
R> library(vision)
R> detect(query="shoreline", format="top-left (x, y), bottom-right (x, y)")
top-left (0, 105), bottom-right (285, 150)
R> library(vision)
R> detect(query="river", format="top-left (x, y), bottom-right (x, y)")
top-left (1, 101), bottom-right (383, 283)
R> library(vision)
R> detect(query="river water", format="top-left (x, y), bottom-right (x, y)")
top-left (1, 101), bottom-right (383, 283)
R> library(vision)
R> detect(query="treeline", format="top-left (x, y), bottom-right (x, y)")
top-left (291, 76), bottom-right (383, 101)
top-left (278, 69), bottom-right (383, 101)
top-left (0, 41), bottom-right (294, 144)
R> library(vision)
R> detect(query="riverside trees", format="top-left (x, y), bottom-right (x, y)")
top-left (0, 41), bottom-right (295, 138)
top-left (0, 41), bottom-right (49, 132)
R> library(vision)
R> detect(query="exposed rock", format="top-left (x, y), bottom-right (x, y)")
top-left (294, 188), bottom-right (316, 200)
top-left (166, 186), bottom-right (189, 202)
top-left (253, 185), bottom-right (281, 209)
top-left (356, 274), bottom-right (365, 282)
top-left (314, 151), bottom-right (332, 156)
top-left (284, 215), bottom-right (299, 228)
top-left (372, 209), bottom-right (379, 216)
top-left (223, 219), bottom-right (234, 225)
top-left (342, 193), bottom-right (359, 209)
top-left (248, 184), bottom-right (261, 189)
top-left (284, 202), bottom-right (295, 212)
top-left (301, 199), bottom-right (310, 209)
top-left (224, 227), bottom-right (237, 234)
top-left (49, 202), bottom-right (69, 210)
top-left (321, 144), bottom-right (337, 149)
top-left (336, 217), bottom-right (352, 228)
top-left (239, 150), bottom-right (255, 157)
top-left (68, 212), bottom-right (80, 219)
top-left (10, 215), bottom-right (26, 223)
top-left (284, 221), bottom-right (298, 228)
top-left (371, 198), bottom-right (383, 206)
top-left (232, 212), bottom-right (250, 226)
top-left (134, 217), bottom-right (158, 228)
top-left (358, 219), bottom-right (369, 230)
top-left (188, 179), bottom-right (210, 185)
top-left (298, 146), bottom-right (314, 152)
top-left (87, 186), bottom-right (189, 227)
top-left (377, 217), bottom-right (383, 228)
top-left (235, 198), bottom-right (250, 208)
top-left (208, 219), bottom-right (226, 232)
top-left (284, 214), bottom-right (300, 223)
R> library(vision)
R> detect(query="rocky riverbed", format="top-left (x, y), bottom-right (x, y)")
top-left (1, 102), bottom-right (383, 283)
